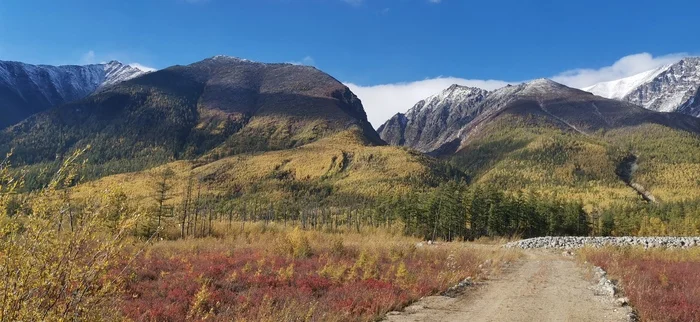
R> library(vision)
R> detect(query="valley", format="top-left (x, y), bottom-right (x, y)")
top-left (1, 53), bottom-right (700, 321)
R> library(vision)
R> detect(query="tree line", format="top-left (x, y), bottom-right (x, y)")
top-left (137, 169), bottom-right (591, 241)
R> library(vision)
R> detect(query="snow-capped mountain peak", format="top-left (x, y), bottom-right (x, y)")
top-left (378, 84), bottom-right (489, 152)
top-left (408, 84), bottom-right (488, 116)
top-left (583, 64), bottom-right (673, 100)
top-left (521, 78), bottom-right (570, 94)
top-left (100, 61), bottom-right (149, 88)
top-left (583, 57), bottom-right (700, 116)
top-left (208, 55), bottom-right (256, 63)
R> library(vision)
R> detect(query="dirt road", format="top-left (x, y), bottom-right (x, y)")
top-left (385, 250), bottom-right (630, 322)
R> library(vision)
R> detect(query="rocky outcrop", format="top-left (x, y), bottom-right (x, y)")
top-left (377, 85), bottom-right (488, 153)
top-left (625, 57), bottom-right (700, 115)
top-left (678, 86), bottom-right (700, 116)
top-left (585, 57), bottom-right (700, 116)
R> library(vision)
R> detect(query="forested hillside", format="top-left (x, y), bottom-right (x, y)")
top-left (376, 79), bottom-right (700, 236)
top-left (60, 128), bottom-right (592, 242)
top-left (0, 56), bottom-right (381, 188)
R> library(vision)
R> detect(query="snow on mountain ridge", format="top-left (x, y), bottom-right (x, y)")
top-left (408, 84), bottom-right (488, 115)
top-left (583, 57), bottom-right (700, 116)
top-left (100, 61), bottom-right (149, 88)
top-left (378, 84), bottom-right (489, 152)
top-left (0, 60), bottom-right (149, 129)
top-left (0, 60), bottom-right (148, 94)
top-left (208, 55), bottom-right (257, 63)
top-left (583, 64), bottom-right (674, 99)
top-left (379, 78), bottom-right (614, 154)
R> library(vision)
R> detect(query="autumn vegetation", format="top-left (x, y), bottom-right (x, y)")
top-left (0, 150), bottom-right (134, 321)
top-left (453, 116), bottom-right (700, 236)
top-left (119, 226), bottom-right (519, 321)
top-left (2, 112), bottom-right (700, 320)
top-left (579, 247), bottom-right (700, 322)
top-left (0, 149), bottom-right (524, 321)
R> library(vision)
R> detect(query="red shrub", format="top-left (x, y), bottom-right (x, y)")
top-left (114, 239), bottom-right (484, 322)
top-left (586, 250), bottom-right (700, 322)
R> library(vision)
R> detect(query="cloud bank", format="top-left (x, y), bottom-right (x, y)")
top-left (551, 52), bottom-right (686, 88)
top-left (345, 78), bottom-right (511, 128)
top-left (349, 52), bottom-right (686, 128)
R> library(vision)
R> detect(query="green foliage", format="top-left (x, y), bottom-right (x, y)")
top-left (382, 180), bottom-right (590, 241)
top-left (593, 199), bottom-right (700, 236)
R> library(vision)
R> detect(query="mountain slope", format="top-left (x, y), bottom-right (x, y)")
top-left (457, 79), bottom-right (700, 143)
top-left (0, 60), bottom-right (148, 129)
top-left (72, 129), bottom-right (446, 209)
top-left (0, 56), bottom-right (382, 184)
top-left (455, 79), bottom-right (700, 207)
top-left (584, 57), bottom-right (700, 116)
top-left (380, 79), bottom-right (700, 208)
top-left (378, 85), bottom-right (488, 153)
top-left (581, 65), bottom-right (671, 100)
top-left (380, 79), bottom-right (700, 155)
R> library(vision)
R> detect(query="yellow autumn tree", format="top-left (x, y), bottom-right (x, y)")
top-left (0, 149), bottom-right (136, 321)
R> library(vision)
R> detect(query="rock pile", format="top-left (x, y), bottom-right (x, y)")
top-left (590, 266), bottom-right (636, 321)
top-left (505, 236), bottom-right (700, 249)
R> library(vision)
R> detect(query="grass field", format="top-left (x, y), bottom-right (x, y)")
top-left (579, 247), bottom-right (700, 322)
top-left (116, 223), bottom-right (520, 321)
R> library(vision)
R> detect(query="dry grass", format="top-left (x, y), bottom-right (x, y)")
top-left (116, 223), bottom-right (521, 321)
top-left (579, 247), bottom-right (700, 322)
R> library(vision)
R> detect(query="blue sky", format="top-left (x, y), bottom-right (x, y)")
top-left (1, 0), bottom-right (698, 126)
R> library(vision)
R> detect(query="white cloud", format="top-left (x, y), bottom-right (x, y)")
top-left (288, 56), bottom-right (315, 66)
top-left (346, 77), bottom-right (511, 128)
top-left (552, 52), bottom-right (685, 88)
top-left (80, 50), bottom-right (97, 64)
top-left (347, 52), bottom-right (689, 128)
top-left (428, 0), bottom-right (442, 3)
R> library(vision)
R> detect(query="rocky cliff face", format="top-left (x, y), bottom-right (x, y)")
top-left (378, 85), bottom-right (488, 153)
top-left (624, 57), bottom-right (700, 115)
top-left (678, 86), bottom-right (700, 116)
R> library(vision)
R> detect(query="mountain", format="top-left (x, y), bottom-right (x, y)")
top-left (382, 79), bottom-right (700, 155)
top-left (379, 79), bottom-right (700, 208)
top-left (457, 78), bottom-right (700, 139)
top-left (0, 60), bottom-right (149, 129)
top-left (0, 56), bottom-right (382, 184)
top-left (583, 57), bottom-right (700, 116)
top-left (377, 85), bottom-right (488, 153)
